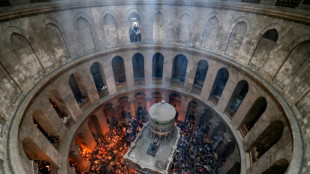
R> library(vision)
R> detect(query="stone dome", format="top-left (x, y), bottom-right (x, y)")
top-left (149, 102), bottom-right (176, 123)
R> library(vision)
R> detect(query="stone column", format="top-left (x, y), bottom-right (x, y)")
top-left (112, 104), bottom-right (120, 123)
top-left (101, 57), bottom-right (117, 95)
top-left (54, 77), bottom-right (82, 121)
top-left (20, 125), bottom-right (62, 168)
top-left (77, 65), bottom-right (100, 104)
top-left (178, 97), bottom-right (189, 122)
top-left (124, 54), bottom-right (134, 89)
top-left (163, 53), bottom-right (173, 86)
top-left (217, 69), bottom-right (242, 113)
top-left (75, 124), bottom-right (96, 151)
top-left (128, 98), bottom-right (136, 117)
top-left (93, 108), bottom-right (109, 134)
top-left (144, 51), bottom-right (153, 86)
top-left (200, 61), bottom-right (222, 101)
top-left (184, 57), bottom-right (197, 92)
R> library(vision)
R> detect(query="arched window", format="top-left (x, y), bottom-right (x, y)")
top-left (69, 74), bottom-right (88, 106)
top-left (171, 54), bottom-right (188, 83)
top-left (88, 115), bottom-right (103, 139)
top-left (132, 53), bottom-right (144, 80)
top-left (209, 68), bottom-right (229, 104)
top-left (90, 62), bottom-right (107, 97)
top-left (112, 56), bottom-right (126, 85)
top-left (261, 159), bottom-right (289, 174)
top-left (247, 121), bottom-right (284, 164)
top-left (239, 97), bottom-right (267, 137)
top-left (128, 12), bottom-right (141, 42)
top-left (225, 80), bottom-right (249, 118)
top-left (225, 21), bottom-right (247, 57)
top-left (192, 60), bottom-right (208, 93)
top-left (152, 53), bottom-right (164, 79)
top-left (49, 90), bottom-right (74, 128)
top-left (250, 29), bottom-right (278, 70)
top-left (77, 17), bottom-right (95, 52)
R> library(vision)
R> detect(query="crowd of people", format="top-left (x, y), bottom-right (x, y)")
top-left (72, 110), bottom-right (147, 174)
top-left (35, 160), bottom-right (51, 174)
top-left (168, 119), bottom-right (225, 174)
top-left (69, 107), bottom-right (225, 174)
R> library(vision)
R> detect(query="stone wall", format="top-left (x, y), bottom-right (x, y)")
top-left (0, 1), bottom-right (308, 174)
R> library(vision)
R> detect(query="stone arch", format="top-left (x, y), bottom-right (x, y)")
top-left (209, 68), bottom-right (229, 104)
top-left (177, 13), bottom-right (191, 44)
top-left (152, 52), bottom-right (164, 79)
top-left (225, 21), bottom-right (247, 57)
top-left (192, 60), bottom-right (208, 93)
top-left (135, 92), bottom-right (146, 112)
top-left (274, 40), bottom-right (310, 89)
top-left (225, 80), bottom-right (249, 118)
top-left (45, 23), bottom-right (69, 64)
top-left (90, 62), bottom-right (107, 97)
top-left (171, 54), bottom-right (188, 83)
top-left (69, 73), bottom-right (88, 106)
top-left (261, 159), bottom-right (289, 174)
top-left (88, 115), bottom-right (103, 139)
top-left (239, 97), bottom-right (267, 136)
top-left (1, 28), bottom-right (44, 91)
top-left (33, 110), bottom-right (57, 136)
top-left (103, 14), bottom-right (118, 45)
top-left (132, 53), bottom-right (145, 80)
top-left (76, 16), bottom-right (95, 53)
top-left (153, 12), bottom-right (165, 41)
top-left (249, 28), bottom-right (278, 70)
top-left (112, 56), bottom-right (126, 84)
top-left (152, 92), bottom-right (162, 103)
top-left (247, 121), bottom-right (284, 164)
top-left (203, 16), bottom-right (219, 50)
top-left (22, 138), bottom-right (54, 163)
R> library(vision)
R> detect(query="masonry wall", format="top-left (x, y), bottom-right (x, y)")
top-left (0, 1), bottom-right (308, 174)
